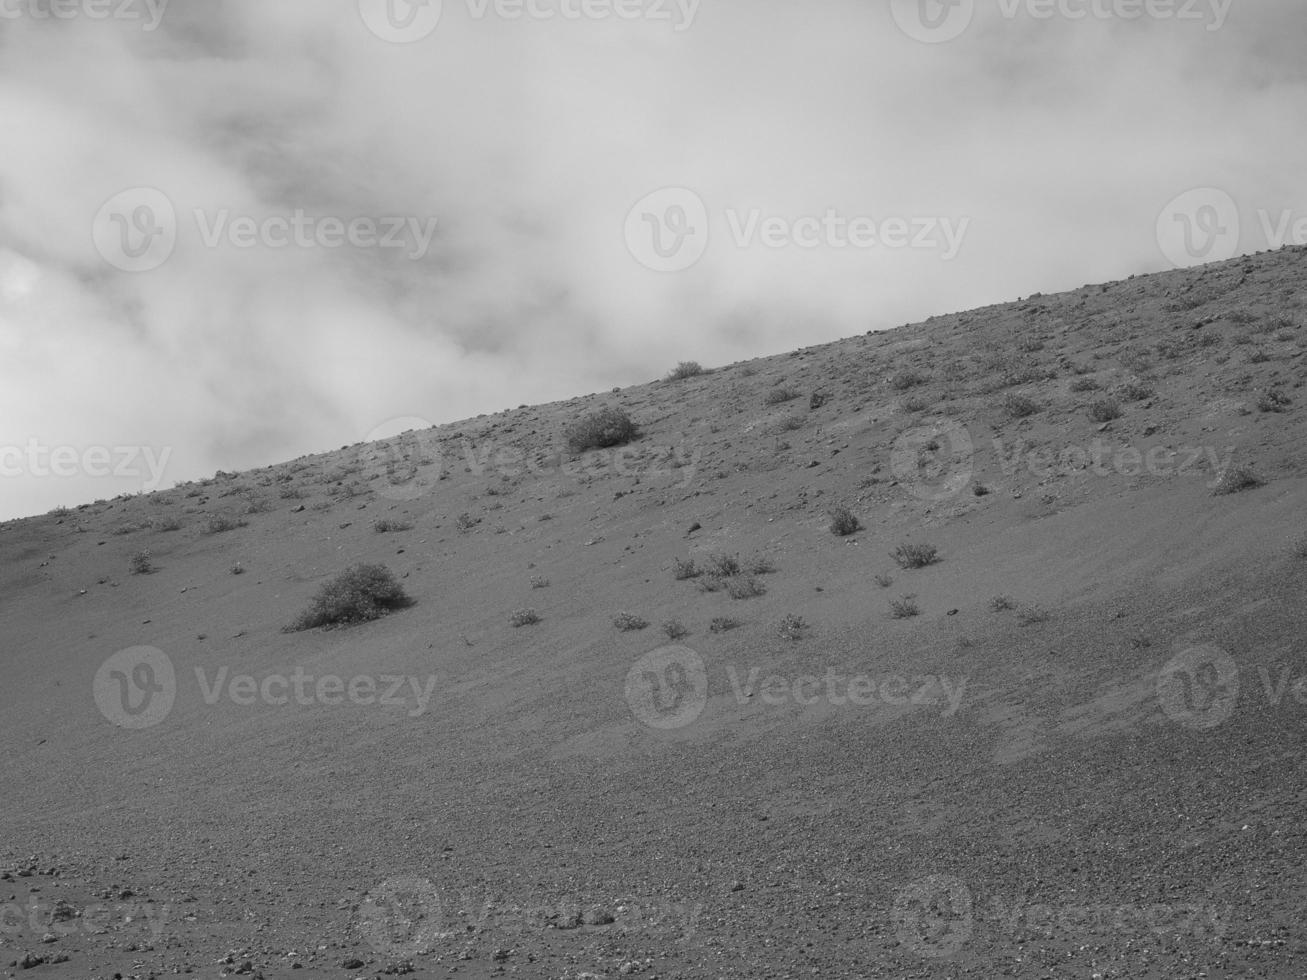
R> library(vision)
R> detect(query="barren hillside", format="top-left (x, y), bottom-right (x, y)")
top-left (2, 246), bottom-right (1306, 979)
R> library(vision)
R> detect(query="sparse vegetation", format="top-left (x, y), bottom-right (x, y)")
top-left (746, 554), bottom-right (776, 575)
top-left (530, 575), bottom-right (550, 589)
top-left (889, 595), bottom-right (920, 619)
top-left (230, 563), bottom-right (245, 575)
top-left (1017, 604), bottom-right (1050, 626)
top-left (373, 518), bottom-right (414, 533)
top-left (1088, 398), bottom-right (1123, 423)
top-left (455, 513), bottom-right (480, 533)
top-left (705, 553), bottom-right (741, 577)
top-left (902, 394), bottom-right (932, 413)
top-left (764, 386), bottom-right (800, 406)
top-left (613, 611), bottom-right (649, 632)
top-left (673, 558), bottom-right (700, 581)
top-left (828, 506), bottom-right (862, 537)
top-left (151, 517), bottom-right (182, 532)
top-left (1257, 388), bottom-right (1292, 413)
top-left (129, 550), bottom-right (154, 575)
top-left (1116, 382), bottom-right (1154, 402)
top-left (509, 608), bottom-right (541, 628)
top-left (891, 542), bottom-right (940, 569)
top-left (724, 575), bottom-right (766, 600)
top-left (1003, 393), bottom-right (1039, 418)
top-left (890, 370), bottom-right (927, 391)
top-left (874, 573), bottom-right (894, 589)
top-left (989, 594), bottom-right (1016, 612)
top-left (662, 619), bottom-right (689, 640)
top-left (285, 563), bottom-right (412, 631)
top-left (564, 406), bottom-right (640, 453)
top-left (1212, 465), bottom-right (1264, 496)
top-left (776, 613), bottom-right (807, 641)
top-left (709, 617), bottom-right (741, 633)
top-left (666, 361), bottom-right (704, 381)
top-left (204, 515), bottom-right (248, 535)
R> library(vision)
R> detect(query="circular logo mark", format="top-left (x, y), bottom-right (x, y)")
top-left (625, 645), bottom-right (708, 730)
top-left (624, 187), bottom-right (709, 273)
top-left (890, 419), bottom-right (975, 502)
top-left (365, 416), bottom-right (441, 502)
top-left (1157, 644), bottom-right (1238, 730)
top-left (890, 0), bottom-right (975, 43)
top-left (92, 187), bottom-right (177, 273)
top-left (358, 0), bottom-right (443, 42)
top-left (358, 876), bottom-right (451, 956)
top-left (891, 874), bottom-right (973, 957)
top-left (93, 646), bottom-right (176, 729)
top-left (1156, 187), bottom-right (1241, 269)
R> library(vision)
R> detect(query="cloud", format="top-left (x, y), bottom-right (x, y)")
top-left (1, 0), bottom-right (1304, 517)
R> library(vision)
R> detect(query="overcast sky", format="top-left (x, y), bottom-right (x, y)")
top-left (1, 0), bottom-right (1304, 520)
